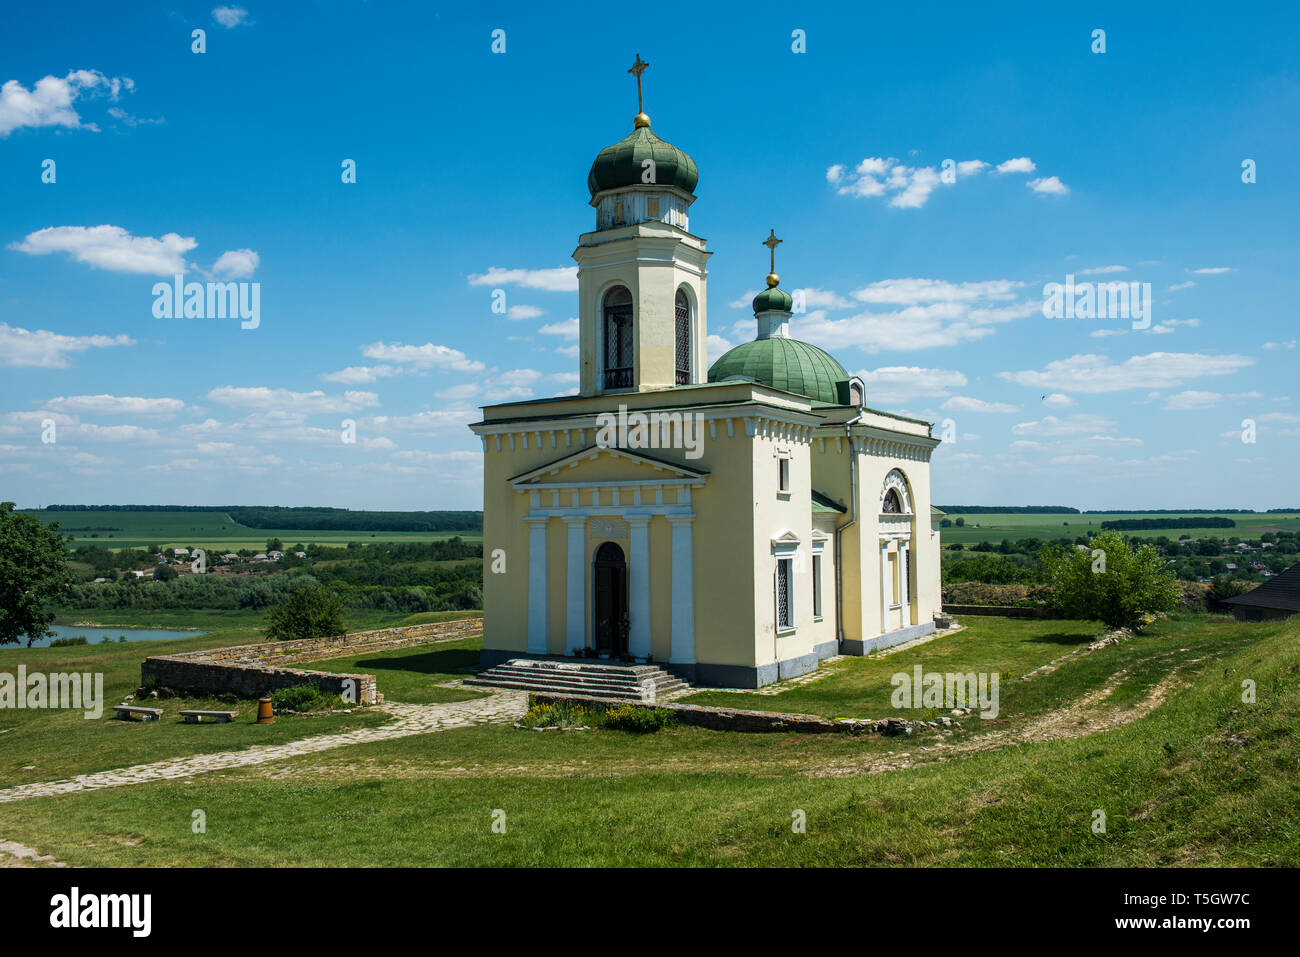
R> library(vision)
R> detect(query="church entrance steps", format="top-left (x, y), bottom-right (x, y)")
top-left (465, 658), bottom-right (688, 703)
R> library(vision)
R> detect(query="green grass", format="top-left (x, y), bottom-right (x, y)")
top-left (940, 511), bottom-right (1300, 544)
top-left (22, 508), bottom-right (482, 551)
top-left (296, 635), bottom-right (488, 704)
top-left (2, 613), bottom-right (1296, 866)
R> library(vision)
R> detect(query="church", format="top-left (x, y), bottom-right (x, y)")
top-left (469, 58), bottom-right (943, 688)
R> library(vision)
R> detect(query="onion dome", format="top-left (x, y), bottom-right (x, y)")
top-left (587, 124), bottom-right (699, 199)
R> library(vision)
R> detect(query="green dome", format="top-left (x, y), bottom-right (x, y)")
top-left (588, 125), bottom-right (699, 199)
top-left (752, 285), bottom-right (793, 313)
top-left (708, 338), bottom-right (849, 404)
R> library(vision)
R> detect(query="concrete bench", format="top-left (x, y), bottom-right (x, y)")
top-left (113, 705), bottom-right (163, 722)
top-left (179, 709), bottom-right (239, 724)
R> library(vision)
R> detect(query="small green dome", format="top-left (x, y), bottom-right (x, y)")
top-left (752, 285), bottom-right (793, 313)
top-left (707, 338), bottom-right (849, 404)
top-left (588, 125), bottom-right (699, 198)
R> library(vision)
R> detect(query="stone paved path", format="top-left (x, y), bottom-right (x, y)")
top-left (0, 692), bottom-right (527, 805)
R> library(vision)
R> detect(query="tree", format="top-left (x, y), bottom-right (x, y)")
top-left (1039, 530), bottom-right (1180, 631)
top-left (265, 581), bottom-right (346, 641)
top-left (954, 517), bottom-right (965, 527)
top-left (0, 502), bottom-right (75, 646)
top-left (153, 562), bottom-right (178, 582)
top-left (267, 537), bottom-right (284, 552)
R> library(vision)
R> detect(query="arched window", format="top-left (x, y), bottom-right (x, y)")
top-left (675, 289), bottom-right (691, 385)
top-left (882, 488), bottom-right (903, 513)
top-left (603, 286), bottom-right (633, 390)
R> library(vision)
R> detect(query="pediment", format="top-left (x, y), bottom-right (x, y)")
top-left (509, 445), bottom-right (709, 488)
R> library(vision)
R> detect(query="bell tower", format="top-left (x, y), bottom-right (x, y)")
top-left (574, 55), bottom-right (711, 396)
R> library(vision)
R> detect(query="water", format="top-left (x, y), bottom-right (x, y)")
top-left (7, 624), bottom-right (205, 650)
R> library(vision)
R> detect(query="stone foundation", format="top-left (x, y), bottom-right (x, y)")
top-left (141, 618), bottom-right (482, 706)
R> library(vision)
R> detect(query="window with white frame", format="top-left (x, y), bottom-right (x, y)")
top-left (812, 553), bottom-right (823, 620)
top-left (775, 557), bottom-right (793, 631)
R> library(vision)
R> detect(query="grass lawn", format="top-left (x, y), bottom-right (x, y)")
top-left (297, 635), bottom-right (488, 705)
top-left (1, 612), bottom-right (1295, 866)
top-left (938, 510), bottom-right (1300, 544)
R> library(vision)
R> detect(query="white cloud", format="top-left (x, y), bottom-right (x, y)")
top-left (212, 248), bottom-right (259, 278)
top-left (0, 69), bottom-right (133, 137)
top-left (940, 396), bottom-right (1020, 413)
top-left (828, 157), bottom-right (989, 209)
top-left (42, 395), bottom-right (183, 416)
top-left (1163, 390), bottom-right (1221, 410)
top-left (1191, 267), bottom-right (1233, 275)
top-left (1168, 280), bottom-right (1196, 291)
top-left (1041, 393), bottom-right (1075, 408)
top-left (360, 341), bottom-right (485, 373)
top-left (851, 278), bottom-right (1022, 306)
top-left (794, 287), bottom-right (854, 310)
top-left (1263, 339), bottom-right (1296, 351)
top-left (206, 386), bottom-right (379, 414)
top-left (505, 304), bottom-right (543, 321)
top-left (0, 323), bottom-right (134, 368)
top-left (1028, 176), bottom-right (1069, 195)
top-left (10, 224), bottom-right (195, 274)
top-left (74, 423), bottom-right (161, 443)
top-left (999, 352), bottom-right (1254, 393)
top-left (996, 157), bottom-right (1036, 174)
top-left (212, 5), bottom-right (249, 28)
top-left (1012, 414), bottom-right (1116, 437)
top-left (856, 366), bottom-right (968, 406)
top-left (319, 365), bottom-right (400, 384)
top-left (539, 317), bottom-right (579, 339)
top-left (467, 266), bottom-right (578, 292)
top-left (1077, 265), bottom-right (1127, 275)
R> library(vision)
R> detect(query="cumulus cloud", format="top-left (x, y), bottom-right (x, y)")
top-left (1041, 393), bottom-right (1075, 408)
top-left (0, 323), bottom-right (134, 368)
top-left (1028, 176), bottom-right (1069, 195)
top-left (505, 304), bottom-right (543, 321)
top-left (1163, 390), bottom-right (1222, 410)
top-left (1190, 267), bottom-right (1233, 275)
top-left (10, 225), bottom-right (195, 274)
top-left (855, 366), bottom-right (968, 406)
top-left (1011, 414), bottom-right (1116, 437)
top-left (1077, 265), bottom-right (1127, 275)
top-left (998, 352), bottom-right (1254, 393)
top-left (539, 317), bottom-right (579, 339)
top-left (319, 365), bottom-right (401, 384)
top-left (211, 248), bottom-right (259, 278)
top-left (467, 266), bottom-right (578, 292)
top-left (829, 156), bottom-right (1061, 208)
top-left (212, 5), bottom-right (249, 28)
top-left (941, 396), bottom-right (1021, 413)
top-left (0, 69), bottom-right (133, 137)
top-left (42, 395), bottom-right (184, 416)
top-left (360, 341), bottom-right (485, 373)
top-left (996, 157), bottom-right (1036, 174)
top-left (206, 386), bottom-right (379, 414)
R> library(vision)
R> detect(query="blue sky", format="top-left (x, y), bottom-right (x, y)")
top-left (1, 1), bottom-right (1297, 510)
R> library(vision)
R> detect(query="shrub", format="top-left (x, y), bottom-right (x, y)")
top-left (1039, 531), bottom-right (1180, 630)
top-left (600, 705), bottom-right (677, 733)
top-left (269, 683), bottom-right (341, 713)
top-left (518, 699), bottom-right (591, 729)
top-left (265, 581), bottom-right (346, 641)
top-left (48, 635), bottom-right (88, 647)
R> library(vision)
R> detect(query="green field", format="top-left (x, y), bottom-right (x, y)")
top-left (1, 610), bottom-right (1296, 866)
top-left (21, 509), bottom-right (482, 551)
top-left (939, 511), bottom-right (1300, 544)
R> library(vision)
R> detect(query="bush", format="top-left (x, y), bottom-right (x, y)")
top-left (941, 582), bottom-right (1056, 607)
top-left (269, 683), bottom-right (341, 713)
top-left (265, 581), bottom-right (346, 642)
top-left (48, 635), bottom-right (88, 647)
top-left (519, 698), bottom-right (591, 729)
top-left (600, 705), bottom-right (677, 733)
top-left (1039, 531), bottom-right (1181, 630)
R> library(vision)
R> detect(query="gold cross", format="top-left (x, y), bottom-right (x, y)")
top-left (763, 229), bottom-right (783, 273)
top-left (628, 54), bottom-right (649, 114)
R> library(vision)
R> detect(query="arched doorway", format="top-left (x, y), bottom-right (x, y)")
top-left (593, 541), bottom-right (628, 655)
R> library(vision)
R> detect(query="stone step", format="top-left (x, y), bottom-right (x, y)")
top-left (482, 665), bottom-right (682, 690)
top-left (464, 677), bottom-right (654, 701)
top-left (497, 659), bottom-right (671, 679)
top-left (467, 671), bottom-right (685, 697)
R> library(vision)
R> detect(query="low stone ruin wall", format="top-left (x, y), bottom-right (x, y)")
top-left (141, 618), bottom-right (482, 706)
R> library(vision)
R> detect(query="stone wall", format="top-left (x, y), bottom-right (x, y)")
top-left (942, 604), bottom-right (1062, 619)
top-left (141, 618), bottom-right (482, 706)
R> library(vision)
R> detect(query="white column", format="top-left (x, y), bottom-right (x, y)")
top-left (565, 518), bottom-right (587, 654)
top-left (899, 539), bottom-right (911, 626)
top-left (526, 517), bottom-right (548, 655)
top-left (879, 540), bottom-right (890, 635)
top-left (669, 516), bottom-right (695, 664)
top-left (628, 516), bottom-right (651, 659)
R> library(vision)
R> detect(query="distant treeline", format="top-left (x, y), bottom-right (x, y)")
top-left (936, 506), bottom-right (1080, 514)
top-left (1084, 509), bottom-right (1256, 515)
top-left (1100, 517), bottom-right (1236, 531)
top-left (36, 505), bottom-right (482, 532)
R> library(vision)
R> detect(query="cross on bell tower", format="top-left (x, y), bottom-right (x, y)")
top-left (629, 54), bottom-right (650, 128)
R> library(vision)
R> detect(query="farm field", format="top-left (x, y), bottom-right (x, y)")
top-left (19, 509), bottom-right (483, 550)
top-left (938, 511), bottom-right (1300, 544)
